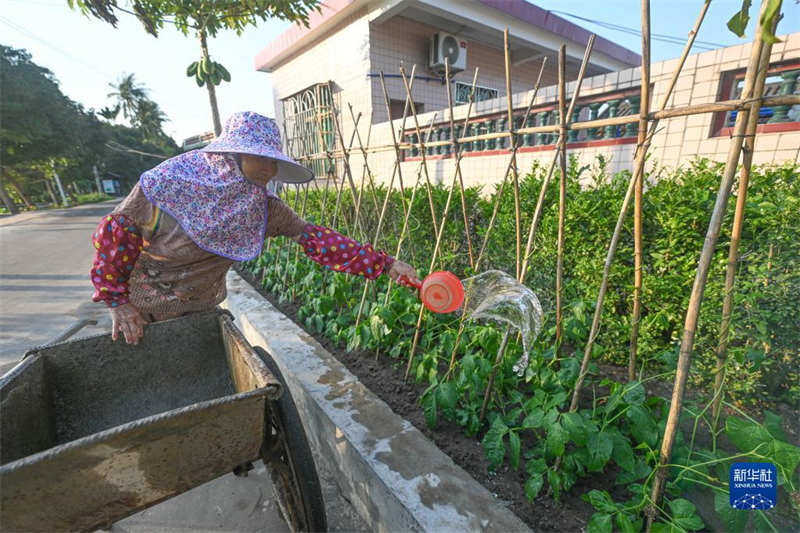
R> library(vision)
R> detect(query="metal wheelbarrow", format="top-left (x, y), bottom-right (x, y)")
top-left (0, 309), bottom-right (327, 532)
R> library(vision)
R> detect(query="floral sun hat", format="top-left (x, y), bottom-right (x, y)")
top-left (201, 111), bottom-right (313, 184)
top-left (140, 151), bottom-right (275, 261)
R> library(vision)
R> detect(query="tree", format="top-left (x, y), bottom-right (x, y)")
top-left (1, 45), bottom-right (179, 211)
top-left (107, 73), bottom-right (148, 121)
top-left (69, 0), bottom-right (321, 135)
top-left (131, 99), bottom-right (169, 142)
top-left (0, 45), bottom-right (81, 212)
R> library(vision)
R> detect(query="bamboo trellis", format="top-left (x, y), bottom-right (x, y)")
top-left (268, 0), bottom-right (797, 526)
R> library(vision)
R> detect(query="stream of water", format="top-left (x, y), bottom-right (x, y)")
top-left (460, 270), bottom-right (544, 375)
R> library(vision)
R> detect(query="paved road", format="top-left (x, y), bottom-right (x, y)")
top-left (0, 202), bottom-right (366, 532)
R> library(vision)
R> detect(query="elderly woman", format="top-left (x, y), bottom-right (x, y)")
top-left (91, 112), bottom-right (419, 344)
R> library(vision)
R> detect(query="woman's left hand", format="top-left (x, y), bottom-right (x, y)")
top-left (388, 260), bottom-right (421, 288)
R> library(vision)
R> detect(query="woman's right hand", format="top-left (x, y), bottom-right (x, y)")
top-left (110, 303), bottom-right (148, 344)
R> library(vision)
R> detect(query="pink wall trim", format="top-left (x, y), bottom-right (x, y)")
top-left (255, 0), bottom-right (641, 73)
top-left (254, 0), bottom-right (356, 71)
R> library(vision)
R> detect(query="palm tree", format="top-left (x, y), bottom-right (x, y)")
top-left (107, 73), bottom-right (147, 122)
top-left (133, 99), bottom-right (168, 141)
top-left (97, 104), bottom-right (120, 121)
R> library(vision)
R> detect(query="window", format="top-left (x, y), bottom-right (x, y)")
top-left (711, 64), bottom-right (799, 136)
top-left (454, 81), bottom-right (498, 105)
top-left (281, 83), bottom-right (337, 177)
top-left (390, 99), bottom-right (424, 120)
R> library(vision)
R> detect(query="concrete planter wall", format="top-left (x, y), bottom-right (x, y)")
top-left (222, 271), bottom-right (530, 532)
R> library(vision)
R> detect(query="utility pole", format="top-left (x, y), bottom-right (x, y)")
top-left (93, 165), bottom-right (103, 194)
top-left (51, 161), bottom-right (69, 206)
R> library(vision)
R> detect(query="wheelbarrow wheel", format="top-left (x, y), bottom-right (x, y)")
top-left (254, 347), bottom-right (327, 532)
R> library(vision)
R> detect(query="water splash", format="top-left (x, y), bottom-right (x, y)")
top-left (460, 270), bottom-right (544, 375)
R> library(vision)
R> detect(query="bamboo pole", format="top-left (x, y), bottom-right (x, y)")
top-left (503, 28), bottom-right (522, 280)
top-left (711, 42), bottom-right (771, 427)
top-left (629, 0), bottom-right (653, 381)
top-left (646, 2), bottom-right (778, 526)
top-left (555, 44), bottom-right (568, 350)
top-left (349, 104), bottom-right (385, 226)
top-left (445, 62), bottom-right (478, 271)
top-left (383, 116), bottom-right (437, 307)
top-left (520, 36), bottom-right (596, 278)
top-left (399, 65), bottom-right (441, 245)
top-left (354, 68), bottom-right (421, 330)
top-left (330, 112), bottom-right (362, 235)
top-left (329, 95), bottom-right (369, 239)
top-left (404, 62), bottom-right (482, 381)
top-left (569, 0), bottom-right (712, 413)
top-left (476, 39), bottom-right (595, 421)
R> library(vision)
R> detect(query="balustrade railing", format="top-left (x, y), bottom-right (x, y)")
top-left (401, 90), bottom-right (641, 159)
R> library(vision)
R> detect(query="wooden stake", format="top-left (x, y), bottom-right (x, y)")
top-left (711, 46), bottom-right (770, 427)
top-left (405, 61), bottom-right (482, 381)
top-left (569, 0), bottom-right (712, 413)
top-left (629, 0), bottom-right (652, 381)
top-left (504, 28), bottom-right (522, 280)
top-left (646, 1), bottom-right (778, 526)
top-left (399, 65), bottom-right (441, 245)
top-left (555, 45), bottom-right (568, 350)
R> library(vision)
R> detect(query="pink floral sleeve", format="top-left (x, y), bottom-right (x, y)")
top-left (297, 223), bottom-right (394, 280)
top-left (90, 215), bottom-right (143, 308)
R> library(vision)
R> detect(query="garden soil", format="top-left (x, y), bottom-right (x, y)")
top-left (237, 268), bottom-right (613, 531)
top-left (236, 268), bottom-right (799, 531)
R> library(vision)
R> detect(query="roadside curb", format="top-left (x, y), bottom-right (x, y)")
top-left (222, 271), bottom-right (531, 533)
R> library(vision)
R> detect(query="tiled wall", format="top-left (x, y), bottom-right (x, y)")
top-left (367, 15), bottom-right (571, 124)
top-left (268, 13), bottom-right (798, 191)
top-left (270, 7), bottom-right (372, 142)
top-left (347, 33), bottom-right (799, 193)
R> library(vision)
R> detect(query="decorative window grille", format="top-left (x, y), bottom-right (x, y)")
top-left (281, 82), bottom-right (337, 178)
top-left (454, 81), bottom-right (498, 104)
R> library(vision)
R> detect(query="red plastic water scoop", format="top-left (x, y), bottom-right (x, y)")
top-left (399, 271), bottom-right (465, 314)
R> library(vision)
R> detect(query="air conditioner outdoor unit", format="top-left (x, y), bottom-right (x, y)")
top-left (429, 32), bottom-right (466, 75)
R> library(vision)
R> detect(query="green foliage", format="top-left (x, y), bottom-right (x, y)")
top-left (243, 157), bottom-right (800, 532)
top-left (0, 45), bottom-right (178, 212)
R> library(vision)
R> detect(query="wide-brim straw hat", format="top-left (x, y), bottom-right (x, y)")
top-left (201, 111), bottom-right (313, 184)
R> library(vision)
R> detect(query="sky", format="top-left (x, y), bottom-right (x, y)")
top-left (2, 0), bottom-right (798, 143)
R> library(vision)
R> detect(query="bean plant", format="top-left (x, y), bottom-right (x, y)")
top-left (242, 158), bottom-right (799, 531)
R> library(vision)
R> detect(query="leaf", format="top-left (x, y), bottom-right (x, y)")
top-left (587, 431), bottom-right (614, 471)
top-left (674, 513), bottom-right (705, 531)
top-left (435, 381), bottom-right (457, 412)
top-left (547, 469), bottom-right (562, 500)
top-left (583, 489), bottom-right (617, 513)
top-left (482, 418), bottom-right (508, 470)
top-left (546, 421), bottom-right (568, 458)
top-left (649, 523), bottom-right (675, 533)
top-left (623, 380), bottom-right (646, 406)
top-left (609, 430), bottom-right (636, 473)
top-left (422, 391), bottom-right (437, 428)
top-left (725, 416), bottom-right (772, 454)
top-left (771, 440), bottom-right (800, 482)
top-left (714, 491), bottom-right (748, 533)
top-left (668, 498), bottom-right (698, 519)
top-left (627, 405), bottom-right (659, 447)
top-left (616, 512), bottom-right (637, 533)
top-left (562, 412), bottom-right (589, 445)
top-left (763, 410), bottom-right (786, 441)
top-left (759, 0), bottom-right (783, 45)
top-left (727, 0), bottom-right (751, 37)
top-left (522, 408), bottom-right (545, 429)
top-left (509, 430), bottom-right (521, 470)
top-left (586, 512), bottom-right (612, 533)
top-left (526, 457), bottom-right (547, 476)
top-left (525, 473), bottom-right (544, 501)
